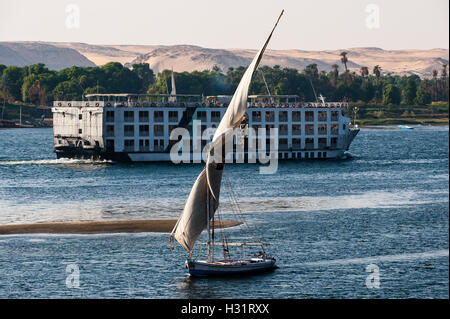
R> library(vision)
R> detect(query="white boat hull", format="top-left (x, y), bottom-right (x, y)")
top-left (186, 258), bottom-right (277, 277)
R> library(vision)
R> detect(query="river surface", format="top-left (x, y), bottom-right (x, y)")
top-left (0, 126), bottom-right (448, 298)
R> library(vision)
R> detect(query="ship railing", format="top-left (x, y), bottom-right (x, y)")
top-left (53, 101), bottom-right (106, 107)
top-left (53, 101), bottom-right (349, 108)
top-left (246, 102), bottom-right (348, 108)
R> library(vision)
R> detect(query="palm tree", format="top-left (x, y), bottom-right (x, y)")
top-left (340, 52), bottom-right (348, 72)
top-left (441, 64), bottom-right (448, 101)
top-left (432, 69), bottom-right (438, 101)
top-left (432, 69), bottom-right (438, 78)
top-left (360, 66), bottom-right (369, 77)
top-left (442, 64), bottom-right (448, 78)
top-left (331, 64), bottom-right (339, 86)
top-left (373, 65), bottom-right (382, 78)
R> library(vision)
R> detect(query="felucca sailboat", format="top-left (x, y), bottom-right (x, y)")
top-left (170, 10), bottom-right (284, 276)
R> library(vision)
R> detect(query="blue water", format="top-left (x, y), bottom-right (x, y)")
top-left (0, 126), bottom-right (448, 298)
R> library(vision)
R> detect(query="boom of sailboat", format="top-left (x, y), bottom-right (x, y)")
top-left (197, 242), bottom-right (271, 247)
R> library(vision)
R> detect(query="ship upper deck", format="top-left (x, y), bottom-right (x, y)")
top-left (53, 94), bottom-right (349, 108)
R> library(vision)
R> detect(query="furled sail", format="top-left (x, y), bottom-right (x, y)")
top-left (170, 10), bottom-right (284, 253)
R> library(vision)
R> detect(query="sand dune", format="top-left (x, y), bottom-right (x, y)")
top-left (1, 41), bottom-right (448, 77)
top-left (0, 42), bottom-right (95, 69)
top-left (0, 219), bottom-right (241, 235)
top-left (131, 46), bottom-right (449, 77)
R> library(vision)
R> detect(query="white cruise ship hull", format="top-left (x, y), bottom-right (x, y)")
top-left (52, 95), bottom-right (359, 163)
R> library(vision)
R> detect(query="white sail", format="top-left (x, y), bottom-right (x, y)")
top-left (169, 69), bottom-right (177, 102)
top-left (170, 10), bottom-right (284, 253)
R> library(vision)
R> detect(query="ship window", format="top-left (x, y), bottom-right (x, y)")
top-left (318, 111), bottom-right (327, 121)
top-left (318, 138), bottom-right (327, 148)
top-left (265, 111), bottom-right (274, 122)
top-left (305, 138), bottom-right (314, 149)
top-left (169, 111), bottom-right (178, 122)
top-left (154, 139), bottom-right (164, 151)
top-left (124, 111), bottom-right (134, 122)
top-left (279, 111), bottom-right (288, 122)
top-left (292, 124), bottom-right (301, 135)
top-left (211, 111), bottom-right (221, 122)
top-left (106, 139), bottom-right (114, 151)
top-left (292, 138), bottom-right (301, 149)
top-left (196, 111), bottom-right (206, 122)
top-left (279, 124), bottom-right (288, 135)
top-left (318, 124), bottom-right (327, 135)
top-left (292, 111), bottom-right (301, 122)
top-left (139, 139), bottom-right (150, 151)
top-left (154, 111), bottom-right (164, 122)
top-left (124, 125), bottom-right (134, 137)
top-left (331, 111), bottom-right (339, 121)
top-left (252, 111), bottom-right (261, 122)
top-left (154, 125), bottom-right (164, 137)
top-left (106, 110), bottom-right (115, 122)
top-left (124, 139), bottom-right (134, 152)
top-left (331, 124), bottom-right (339, 135)
top-left (331, 137), bottom-right (338, 147)
top-left (139, 111), bottom-right (149, 122)
top-left (279, 138), bottom-right (288, 150)
top-left (106, 125), bottom-right (114, 137)
top-left (305, 111), bottom-right (314, 122)
top-left (305, 124), bottom-right (314, 135)
top-left (139, 125), bottom-right (149, 136)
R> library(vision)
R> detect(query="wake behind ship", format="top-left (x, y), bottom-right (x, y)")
top-left (51, 93), bottom-right (359, 162)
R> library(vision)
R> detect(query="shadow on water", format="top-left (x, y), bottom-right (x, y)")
top-left (172, 268), bottom-right (279, 299)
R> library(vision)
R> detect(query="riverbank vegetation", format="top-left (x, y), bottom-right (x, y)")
top-left (0, 55), bottom-right (448, 124)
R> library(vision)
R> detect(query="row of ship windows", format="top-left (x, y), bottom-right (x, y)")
top-left (107, 138), bottom-right (339, 152)
top-left (104, 110), bottom-right (340, 123)
top-left (105, 124), bottom-right (344, 137)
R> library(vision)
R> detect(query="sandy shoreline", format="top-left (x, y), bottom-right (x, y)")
top-left (0, 219), bottom-right (242, 235)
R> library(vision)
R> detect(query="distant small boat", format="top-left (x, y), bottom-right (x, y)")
top-left (398, 125), bottom-right (414, 130)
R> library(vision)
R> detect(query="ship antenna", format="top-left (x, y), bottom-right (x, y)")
top-left (308, 77), bottom-right (319, 102)
top-left (259, 69), bottom-right (273, 102)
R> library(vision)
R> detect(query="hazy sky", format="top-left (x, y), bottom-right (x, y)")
top-left (0, 0), bottom-right (448, 50)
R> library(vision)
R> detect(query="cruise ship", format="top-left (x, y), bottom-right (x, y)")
top-left (51, 93), bottom-right (359, 162)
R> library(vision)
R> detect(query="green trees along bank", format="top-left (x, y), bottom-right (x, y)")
top-left (0, 61), bottom-right (448, 123)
